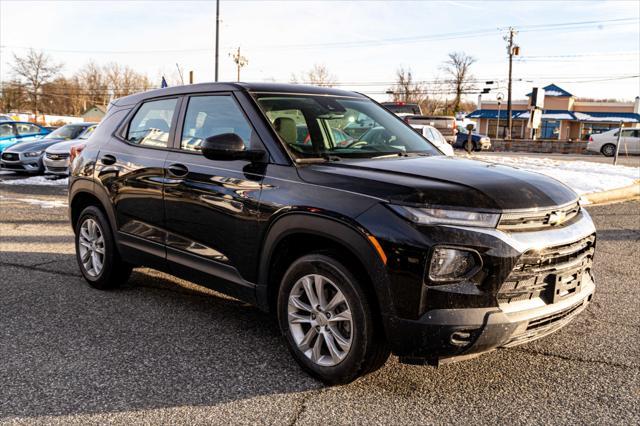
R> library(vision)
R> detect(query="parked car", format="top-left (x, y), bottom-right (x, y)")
top-left (43, 124), bottom-right (97, 175)
top-left (70, 82), bottom-right (596, 385)
top-left (586, 127), bottom-right (640, 156)
top-left (0, 121), bottom-right (50, 153)
top-left (405, 115), bottom-right (458, 144)
top-left (0, 114), bottom-right (14, 122)
top-left (455, 126), bottom-right (492, 151)
top-left (1, 122), bottom-right (95, 173)
top-left (410, 124), bottom-right (454, 156)
top-left (381, 102), bottom-right (422, 116)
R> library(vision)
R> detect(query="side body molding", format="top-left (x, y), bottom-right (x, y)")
top-left (255, 213), bottom-right (393, 317)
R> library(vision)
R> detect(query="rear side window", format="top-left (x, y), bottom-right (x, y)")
top-left (0, 123), bottom-right (15, 137)
top-left (180, 95), bottom-right (254, 152)
top-left (126, 98), bottom-right (178, 147)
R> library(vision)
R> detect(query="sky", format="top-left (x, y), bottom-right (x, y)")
top-left (1, 0), bottom-right (639, 103)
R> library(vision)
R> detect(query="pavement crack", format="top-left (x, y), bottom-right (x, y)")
top-left (288, 388), bottom-right (324, 426)
top-left (506, 347), bottom-right (639, 370)
top-left (0, 261), bottom-right (80, 278)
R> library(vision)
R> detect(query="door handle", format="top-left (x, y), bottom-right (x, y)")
top-left (167, 163), bottom-right (189, 177)
top-left (100, 154), bottom-right (116, 165)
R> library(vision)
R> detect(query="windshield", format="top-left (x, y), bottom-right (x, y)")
top-left (44, 124), bottom-right (87, 140)
top-left (255, 95), bottom-right (441, 159)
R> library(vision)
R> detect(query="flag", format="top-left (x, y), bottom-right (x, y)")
top-left (161, 76), bottom-right (168, 88)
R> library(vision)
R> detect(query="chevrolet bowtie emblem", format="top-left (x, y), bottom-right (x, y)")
top-left (548, 210), bottom-right (567, 226)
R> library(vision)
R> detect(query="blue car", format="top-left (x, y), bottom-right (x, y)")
top-left (454, 125), bottom-right (492, 151)
top-left (0, 121), bottom-right (50, 153)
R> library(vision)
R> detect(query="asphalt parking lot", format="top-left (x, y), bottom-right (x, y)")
top-left (0, 181), bottom-right (638, 425)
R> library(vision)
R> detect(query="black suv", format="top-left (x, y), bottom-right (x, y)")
top-left (69, 83), bottom-right (596, 384)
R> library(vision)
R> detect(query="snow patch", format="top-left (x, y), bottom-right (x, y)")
top-left (544, 90), bottom-right (566, 97)
top-left (0, 176), bottom-right (68, 186)
top-left (0, 195), bottom-right (67, 209)
top-left (475, 155), bottom-right (640, 195)
top-left (574, 112), bottom-right (639, 123)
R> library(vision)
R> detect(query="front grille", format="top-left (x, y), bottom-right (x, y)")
top-left (502, 299), bottom-right (587, 347)
top-left (46, 166), bottom-right (68, 173)
top-left (498, 202), bottom-right (581, 232)
top-left (2, 163), bottom-right (25, 170)
top-left (1, 152), bottom-right (19, 161)
top-left (45, 152), bottom-right (69, 161)
top-left (498, 234), bottom-right (595, 304)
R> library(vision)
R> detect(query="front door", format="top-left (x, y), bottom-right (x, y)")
top-left (163, 93), bottom-right (266, 301)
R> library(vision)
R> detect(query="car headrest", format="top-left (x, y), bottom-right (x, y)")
top-left (274, 117), bottom-right (297, 145)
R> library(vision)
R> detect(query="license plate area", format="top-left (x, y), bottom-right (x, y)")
top-left (550, 268), bottom-right (583, 303)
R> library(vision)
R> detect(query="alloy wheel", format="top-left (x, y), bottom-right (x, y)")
top-left (78, 218), bottom-right (106, 277)
top-left (287, 274), bottom-right (353, 367)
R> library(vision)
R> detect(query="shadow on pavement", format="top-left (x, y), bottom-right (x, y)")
top-left (0, 253), bottom-right (322, 419)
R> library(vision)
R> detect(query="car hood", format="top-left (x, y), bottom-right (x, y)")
top-left (5, 138), bottom-right (65, 153)
top-left (45, 138), bottom-right (85, 154)
top-left (297, 155), bottom-right (578, 211)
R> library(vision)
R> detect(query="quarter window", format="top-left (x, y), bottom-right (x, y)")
top-left (126, 98), bottom-right (178, 147)
top-left (181, 95), bottom-right (254, 152)
top-left (0, 123), bottom-right (15, 137)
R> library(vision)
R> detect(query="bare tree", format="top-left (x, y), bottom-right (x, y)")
top-left (0, 80), bottom-right (27, 112)
top-left (388, 68), bottom-right (427, 104)
top-left (10, 49), bottom-right (63, 114)
top-left (291, 64), bottom-right (337, 87)
top-left (442, 52), bottom-right (476, 113)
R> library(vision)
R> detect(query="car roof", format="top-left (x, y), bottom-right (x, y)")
top-left (111, 82), bottom-right (367, 107)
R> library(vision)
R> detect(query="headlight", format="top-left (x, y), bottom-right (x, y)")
top-left (429, 247), bottom-right (481, 282)
top-left (23, 151), bottom-right (43, 157)
top-left (389, 205), bottom-right (500, 228)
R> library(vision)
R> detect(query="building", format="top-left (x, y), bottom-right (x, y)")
top-left (468, 84), bottom-right (640, 140)
top-left (81, 105), bottom-right (107, 122)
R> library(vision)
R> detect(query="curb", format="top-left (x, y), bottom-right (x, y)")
top-left (582, 180), bottom-right (640, 205)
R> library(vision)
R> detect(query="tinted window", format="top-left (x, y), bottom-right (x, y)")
top-left (44, 124), bottom-right (87, 140)
top-left (0, 123), bottom-right (15, 137)
top-left (181, 95), bottom-right (253, 152)
top-left (127, 98), bottom-right (177, 147)
top-left (15, 123), bottom-right (41, 136)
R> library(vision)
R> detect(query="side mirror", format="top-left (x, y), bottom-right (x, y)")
top-left (201, 133), bottom-right (265, 162)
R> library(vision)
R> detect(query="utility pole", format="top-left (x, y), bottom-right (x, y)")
top-left (504, 27), bottom-right (519, 140)
top-left (230, 47), bottom-right (248, 82)
top-left (215, 0), bottom-right (220, 82)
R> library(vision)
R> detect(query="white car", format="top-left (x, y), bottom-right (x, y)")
top-left (587, 127), bottom-right (640, 157)
top-left (43, 124), bottom-right (96, 175)
top-left (411, 124), bottom-right (454, 156)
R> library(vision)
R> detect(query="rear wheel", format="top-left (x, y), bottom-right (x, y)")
top-left (75, 206), bottom-right (132, 289)
top-left (601, 143), bottom-right (616, 157)
top-left (277, 254), bottom-right (389, 384)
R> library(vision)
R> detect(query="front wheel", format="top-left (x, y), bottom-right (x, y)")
top-left (277, 254), bottom-right (389, 384)
top-left (601, 143), bottom-right (616, 157)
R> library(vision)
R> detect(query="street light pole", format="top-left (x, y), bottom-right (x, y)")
top-left (504, 27), bottom-right (518, 140)
top-left (215, 0), bottom-right (220, 82)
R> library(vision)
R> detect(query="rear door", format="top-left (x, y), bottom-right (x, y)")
top-left (163, 93), bottom-right (266, 302)
top-left (621, 129), bottom-right (640, 154)
top-left (96, 96), bottom-right (180, 268)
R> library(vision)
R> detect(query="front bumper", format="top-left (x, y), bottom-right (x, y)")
top-left (388, 273), bottom-right (594, 365)
top-left (0, 153), bottom-right (43, 173)
top-left (43, 156), bottom-right (70, 175)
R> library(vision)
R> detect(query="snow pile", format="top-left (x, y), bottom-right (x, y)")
top-left (476, 155), bottom-right (640, 195)
top-left (0, 176), bottom-right (68, 186)
top-left (574, 112), bottom-right (638, 123)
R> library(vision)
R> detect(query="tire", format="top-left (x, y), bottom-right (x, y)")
top-left (601, 143), bottom-right (616, 157)
top-left (277, 253), bottom-right (389, 385)
top-left (74, 205), bottom-right (132, 290)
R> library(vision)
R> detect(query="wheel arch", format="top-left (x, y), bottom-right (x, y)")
top-left (69, 179), bottom-right (116, 233)
top-left (256, 213), bottom-right (393, 319)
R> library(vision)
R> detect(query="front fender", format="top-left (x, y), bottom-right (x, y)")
top-left (255, 212), bottom-right (393, 318)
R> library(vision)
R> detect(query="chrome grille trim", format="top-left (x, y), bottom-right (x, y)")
top-left (498, 202), bottom-right (581, 232)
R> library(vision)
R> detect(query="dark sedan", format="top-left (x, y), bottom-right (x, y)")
top-left (455, 126), bottom-right (491, 151)
top-left (0, 122), bottom-right (96, 173)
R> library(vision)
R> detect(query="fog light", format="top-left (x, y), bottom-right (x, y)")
top-left (429, 247), bottom-right (480, 282)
